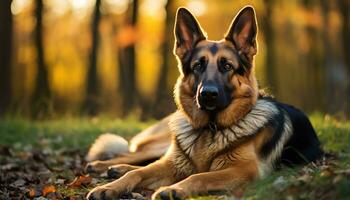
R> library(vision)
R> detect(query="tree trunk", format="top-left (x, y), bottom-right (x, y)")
top-left (31, 0), bottom-right (51, 119)
top-left (118, 0), bottom-right (139, 116)
top-left (321, 0), bottom-right (349, 118)
top-left (149, 0), bottom-right (176, 119)
top-left (0, 0), bottom-right (13, 116)
top-left (261, 0), bottom-right (278, 94)
top-left (301, 1), bottom-right (325, 111)
top-left (337, 0), bottom-right (350, 118)
top-left (82, 0), bottom-right (102, 116)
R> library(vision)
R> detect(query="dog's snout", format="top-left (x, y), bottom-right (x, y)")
top-left (200, 85), bottom-right (219, 100)
top-left (198, 84), bottom-right (219, 110)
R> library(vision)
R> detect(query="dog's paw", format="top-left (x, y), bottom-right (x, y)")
top-left (152, 187), bottom-right (186, 200)
top-left (85, 161), bottom-right (109, 174)
top-left (86, 186), bottom-right (119, 200)
top-left (107, 164), bottom-right (136, 179)
top-left (107, 167), bottom-right (120, 179)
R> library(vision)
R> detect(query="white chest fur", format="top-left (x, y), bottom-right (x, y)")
top-left (169, 99), bottom-right (294, 176)
top-left (169, 99), bottom-right (280, 156)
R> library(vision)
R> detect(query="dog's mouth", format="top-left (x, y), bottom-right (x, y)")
top-left (203, 105), bottom-right (216, 111)
top-left (196, 96), bottom-right (230, 113)
top-left (197, 99), bottom-right (217, 111)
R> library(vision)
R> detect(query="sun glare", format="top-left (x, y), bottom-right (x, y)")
top-left (105, 0), bottom-right (129, 15)
top-left (140, 0), bottom-right (167, 19)
top-left (186, 0), bottom-right (207, 16)
top-left (71, 0), bottom-right (91, 10)
top-left (11, 0), bottom-right (31, 15)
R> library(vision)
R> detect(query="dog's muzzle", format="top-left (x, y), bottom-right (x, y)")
top-left (198, 84), bottom-right (219, 110)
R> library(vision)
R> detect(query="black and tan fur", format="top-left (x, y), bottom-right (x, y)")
top-left (86, 6), bottom-right (323, 200)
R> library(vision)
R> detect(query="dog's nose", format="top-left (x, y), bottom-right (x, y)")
top-left (199, 85), bottom-right (219, 110)
top-left (200, 85), bottom-right (219, 100)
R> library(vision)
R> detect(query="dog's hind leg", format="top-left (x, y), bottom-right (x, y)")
top-left (85, 115), bottom-right (172, 174)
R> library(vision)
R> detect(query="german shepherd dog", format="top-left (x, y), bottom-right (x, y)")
top-left (86, 6), bottom-right (323, 200)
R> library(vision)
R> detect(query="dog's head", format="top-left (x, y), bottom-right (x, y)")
top-left (173, 6), bottom-right (259, 129)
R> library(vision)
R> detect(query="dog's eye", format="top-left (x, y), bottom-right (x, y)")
top-left (192, 62), bottom-right (203, 73)
top-left (223, 63), bottom-right (233, 71)
top-left (219, 58), bottom-right (234, 72)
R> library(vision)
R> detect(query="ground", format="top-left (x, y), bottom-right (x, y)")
top-left (0, 114), bottom-right (350, 200)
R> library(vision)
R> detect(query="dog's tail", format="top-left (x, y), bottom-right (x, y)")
top-left (85, 133), bottom-right (129, 162)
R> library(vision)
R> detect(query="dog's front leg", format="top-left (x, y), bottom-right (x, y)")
top-left (87, 159), bottom-right (176, 200)
top-left (85, 149), bottom-right (165, 173)
top-left (152, 160), bottom-right (259, 200)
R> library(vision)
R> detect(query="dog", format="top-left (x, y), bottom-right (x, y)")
top-left (86, 6), bottom-right (323, 200)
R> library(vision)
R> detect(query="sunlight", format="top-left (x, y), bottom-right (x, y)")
top-left (140, 0), bottom-right (166, 19)
top-left (71, 0), bottom-right (91, 11)
top-left (46, 0), bottom-right (71, 16)
top-left (45, 0), bottom-right (94, 17)
top-left (70, 0), bottom-right (94, 20)
top-left (186, 0), bottom-right (207, 16)
top-left (11, 0), bottom-right (31, 15)
top-left (105, 0), bottom-right (129, 15)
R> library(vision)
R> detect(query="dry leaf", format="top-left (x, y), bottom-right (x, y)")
top-left (10, 179), bottom-right (26, 187)
top-left (26, 187), bottom-right (42, 198)
top-left (42, 185), bottom-right (56, 196)
top-left (68, 175), bottom-right (92, 188)
top-left (320, 168), bottom-right (334, 177)
top-left (68, 196), bottom-right (76, 200)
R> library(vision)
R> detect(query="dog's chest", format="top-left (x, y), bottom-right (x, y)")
top-left (187, 132), bottom-right (225, 172)
top-left (170, 99), bottom-right (283, 172)
top-left (175, 131), bottom-right (248, 173)
top-left (172, 123), bottom-right (260, 172)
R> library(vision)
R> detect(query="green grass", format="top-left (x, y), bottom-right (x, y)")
top-left (0, 116), bottom-right (152, 150)
top-left (1, 114), bottom-right (350, 199)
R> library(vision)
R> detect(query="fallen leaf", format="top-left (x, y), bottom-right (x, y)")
top-left (27, 187), bottom-right (42, 198)
top-left (68, 175), bottom-right (92, 188)
top-left (55, 178), bottom-right (65, 185)
top-left (10, 179), bottom-right (26, 187)
top-left (320, 168), bottom-right (334, 177)
top-left (1, 163), bottom-right (19, 171)
top-left (297, 174), bottom-right (312, 183)
top-left (33, 197), bottom-right (48, 200)
top-left (43, 185), bottom-right (56, 196)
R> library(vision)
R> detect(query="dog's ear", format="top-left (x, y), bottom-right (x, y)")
top-left (174, 8), bottom-right (206, 63)
top-left (225, 6), bottom-right (257, 59)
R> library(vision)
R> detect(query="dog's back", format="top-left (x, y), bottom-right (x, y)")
top-left (277, 101), bottom-right (323, 166)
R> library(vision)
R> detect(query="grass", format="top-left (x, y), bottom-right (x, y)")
top-left (0, 116), bottom-right (152, 150)
top-left (1, 113), bottom-right (350, 199)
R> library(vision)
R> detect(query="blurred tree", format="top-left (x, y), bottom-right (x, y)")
top-left (118, 0), bottom-right (139, 116)
top-left (301, 0), bottom-right (325, 111)
top-left (150, 0), bottom-right (176, 119)
top-left (261, 0), bottom-right (277, 94)
top-left (31, 0), bottom-right (51, 119)
top-left (337, 0), bottom-right (350, 117)
top-left (82, 0), bottom-right (102, 116)
top-left (322, 0), bottom-right (340, 115)
top-left (0, 0), bottom-right (13, 116)
top-left (321, 0), bottom-right (349, 118)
